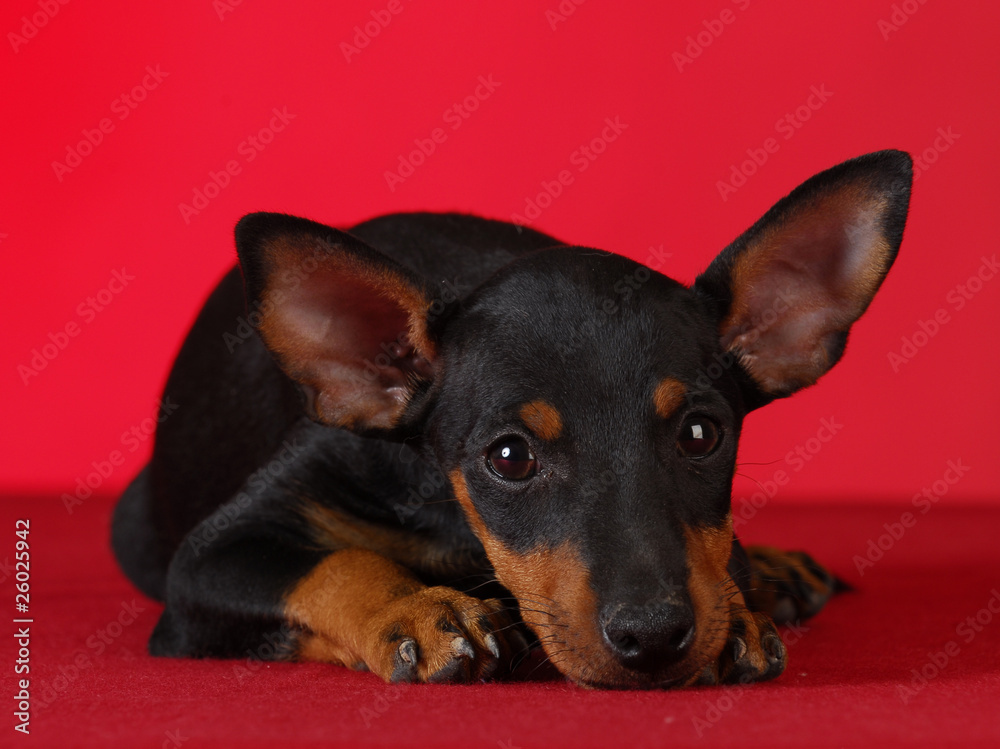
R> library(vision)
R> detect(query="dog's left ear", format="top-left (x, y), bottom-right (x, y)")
top-left (694, 150), bottom-right (912, 408)
top-left (235, 212), bottom-right (437, 434)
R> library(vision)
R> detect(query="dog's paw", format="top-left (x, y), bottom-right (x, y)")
top-left (366, 587), bottom-right (524, 684)
top-left (744, 546), bottom-right (841, 624)
top-left (697, 607), bottom-right (786, 686)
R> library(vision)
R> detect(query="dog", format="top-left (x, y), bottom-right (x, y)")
top-left (111, 150), bottom-right (911, 688)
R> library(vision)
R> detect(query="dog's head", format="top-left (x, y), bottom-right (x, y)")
top-left (235, 150), bottom-right (911, 687)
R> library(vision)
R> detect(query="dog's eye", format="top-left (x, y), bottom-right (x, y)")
top-left (486, 437), bottom-right (538, 481)
top-left (677, 416), bottom-right (720, 458)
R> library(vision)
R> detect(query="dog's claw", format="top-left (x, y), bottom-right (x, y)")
top-left (390, 638), bottom-right (420, 683)
top-left (713, 609), bottom-right (787, 685)
top-left (452, 636), bottom-right (475, 659)
top-left (762, 631), bottom-right (786, 664)
top-left (732, 637), bottom-right (747, 663)
top-left (398, 638), bottom-right (418, 664)
top-left (485, 633), bottom-right (501, 659)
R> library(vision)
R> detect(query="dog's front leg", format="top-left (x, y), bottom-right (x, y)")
top-left (699, 543), bottom-right (843, 685)
top-left (699, 602), bottom-right (787, 686)
top-left (692, 542), bottom-right (787, 686)
top-left (152, 493), bottom-right (517, 684)
top-left (743, 545), bottom-right (843, 624)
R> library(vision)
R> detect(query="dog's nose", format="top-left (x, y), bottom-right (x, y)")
top-left (601, 601), bottom-right (696, 672)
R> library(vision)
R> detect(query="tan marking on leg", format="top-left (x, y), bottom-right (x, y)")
top-left (653, 378), bottom-right (687, 418)
top-left (299, 500), bottom-right (481, 580)
top-left (519, 400), bottom-right (563, 441)
top-left (285, 548), bottom-right (424, 666)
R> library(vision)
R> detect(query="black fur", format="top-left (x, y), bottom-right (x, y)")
top-left (111, 151), bottom-right (912, 687)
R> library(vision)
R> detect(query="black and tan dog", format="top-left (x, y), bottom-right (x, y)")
top-left (112, 150), bottom-right (911, 688)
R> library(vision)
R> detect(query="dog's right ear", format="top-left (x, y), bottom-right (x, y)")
top-left (235, 212), bottom-right (436, 434)
top-left (694, 150), bottom-right (912, 409)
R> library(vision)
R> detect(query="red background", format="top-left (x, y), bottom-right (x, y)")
top-left (2, 0), bottom-right (998, 505)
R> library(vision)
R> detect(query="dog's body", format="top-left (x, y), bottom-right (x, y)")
top-left (112, 151), bottom-right (912, 688)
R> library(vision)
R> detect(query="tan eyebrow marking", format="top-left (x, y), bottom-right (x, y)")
top-left (519, 400), bottom-right (563, 441)
top-left (653, 378), bottom-right (687, 418)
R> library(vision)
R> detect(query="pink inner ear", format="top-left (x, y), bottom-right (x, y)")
top-left (259, 250), bottom-right (432, 430)
top-left (722, 190), bottom-right (891, 395)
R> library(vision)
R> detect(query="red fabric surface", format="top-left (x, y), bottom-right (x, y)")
top-left (2, 495), bottom-right (997, 748)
